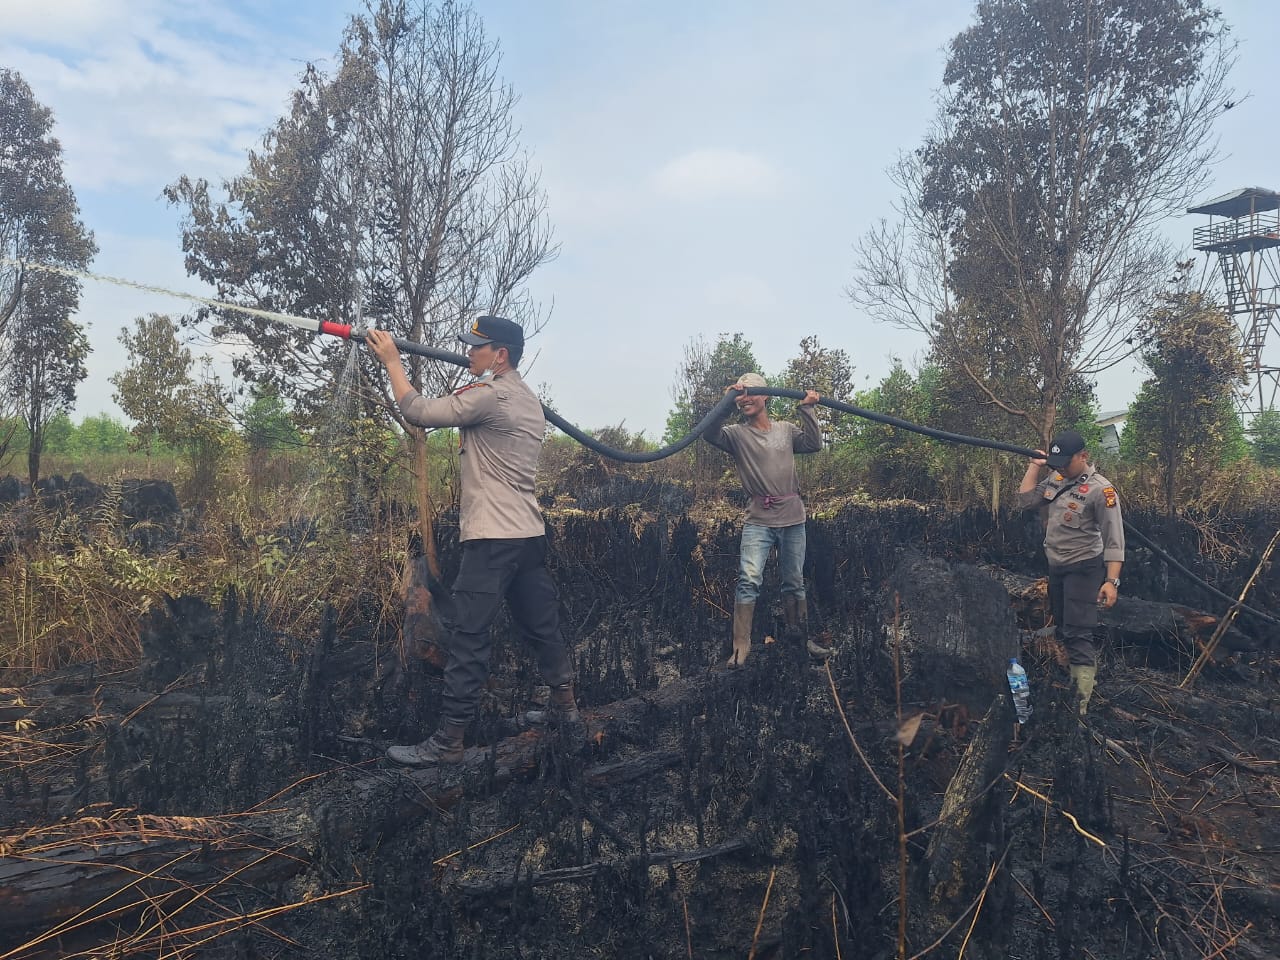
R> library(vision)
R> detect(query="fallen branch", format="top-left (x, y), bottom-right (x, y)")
top-left (748, 865), bottom-right (776, 960)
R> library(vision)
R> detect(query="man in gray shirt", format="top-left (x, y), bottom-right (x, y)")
top-left (705, 373), bottom-right (823, 666)
top-left (367, 316), bottom-right (580, 765)
top-left (1017, 428), bottom-right (1125, 715)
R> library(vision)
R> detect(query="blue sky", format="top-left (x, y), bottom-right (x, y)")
top-left (2, 0), bottom-right (1277, 438)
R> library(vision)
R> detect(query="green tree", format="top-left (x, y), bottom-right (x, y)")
top-left (8, 277), bottom-right (91, 484)
top-left (662, 333), bottom-right (760, 490)
top-left (851, 361), bottom-right (943, 501)
top-left (112, 312), bottom-right (233, 499)
top-left (1247, 408), bottom-right (1280, 468)
top-left (36, 412), bottom-right (72, 455)
top-left (776, 335), bottom-right (855, 442)
top-left (75, 414), bottom-right (133, 454)
top-left (1120, 288), bottom-right (1246, 513)
top-left (0, 69), bottom-right (97, 477)
top-left (242, 387), bottom-right (302, 451)
top-left (110, 314), bottom-right (195, 455)
top-left (852, 0), bottom-right (1234, 447)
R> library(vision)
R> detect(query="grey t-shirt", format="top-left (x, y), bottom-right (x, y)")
top-left (397, 369), bottom-right (546, 542)
top-left (705, 404), bottom-right (822, 527)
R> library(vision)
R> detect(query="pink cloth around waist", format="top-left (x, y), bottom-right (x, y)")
top-left (755, 493), bottom-right (798, 510)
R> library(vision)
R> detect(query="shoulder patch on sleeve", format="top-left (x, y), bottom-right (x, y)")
top-left (1103, 486), bottom-right (1117, 508)
top-left (453, 382), bottom-right (492, 395)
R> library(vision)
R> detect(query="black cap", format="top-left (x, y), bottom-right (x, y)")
top-left (1045, 429), bottom-right (1086, 469)
top-left (458, 315), bottom-right (524, 347)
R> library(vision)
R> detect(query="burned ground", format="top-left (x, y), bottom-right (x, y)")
top-left (1, 496), bottom-right (1278, 959)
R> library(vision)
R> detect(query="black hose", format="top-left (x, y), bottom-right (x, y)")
top-left (354, 331), bottom-right (752, 460)
top-left (1121, 521), bottom-right (1277, 627)
top-left (374, 334), bottom-right (1280, 628)
top-left (544, 392), bottom-right (742, 461)
top-left (721, 387), bottom-right (1038, 458)
top-left (346, 330), bottom-right (469, 367)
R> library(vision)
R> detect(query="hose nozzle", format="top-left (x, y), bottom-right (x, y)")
top-left (319, 321), bottom-right (358, 340)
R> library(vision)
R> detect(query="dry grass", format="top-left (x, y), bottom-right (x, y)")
top-left (0, 456), bottom-right (408, 678)
top-left (33, 452), bottom-right (186, 486)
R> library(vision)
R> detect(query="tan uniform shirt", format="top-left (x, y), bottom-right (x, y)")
top-left (1016, 466), bottom-right (1125, 567)
top-left (705, 404), bottom-right (822, 527)
top-left (398, 370), bottom-right (546, 542)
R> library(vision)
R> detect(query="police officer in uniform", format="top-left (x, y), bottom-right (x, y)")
top-left (366, 316), bottom-right (581, 765)
top-left (1017, 428), bottom-right (1125, 715)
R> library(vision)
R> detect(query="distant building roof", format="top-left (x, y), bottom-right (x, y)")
top-left (1095, 410), bottom-right (1128, 427)
top-left (1187, 187), bottom-right (1280, 218)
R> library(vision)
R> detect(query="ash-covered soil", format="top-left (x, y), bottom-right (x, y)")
top-left (2, 495), bottom-right (1277, 959)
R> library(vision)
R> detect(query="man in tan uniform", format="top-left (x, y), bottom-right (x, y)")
top-left (367, 316), bottom-right (580, 765)
top-left (1017, 428), bottom-right (1125, 715)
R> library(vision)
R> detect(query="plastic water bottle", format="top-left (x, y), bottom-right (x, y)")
top-left (1006, 658), bottom-right (1032, 724)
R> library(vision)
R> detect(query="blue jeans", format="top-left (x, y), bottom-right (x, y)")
top-left (736, 522), bottom-right (806, 605)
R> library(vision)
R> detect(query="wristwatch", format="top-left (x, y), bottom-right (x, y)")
top-left (1105, 577), bottom-right (1121, 588)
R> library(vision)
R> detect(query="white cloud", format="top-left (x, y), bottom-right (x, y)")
top-left (652, 148), bottom-right (780, 202)
top-left (0, 2), bottom-right (330, 192)
top-left (0, 0), bottom-right (132, 42)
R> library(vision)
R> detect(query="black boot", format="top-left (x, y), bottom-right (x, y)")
top-left (386, 721), bottom-right (466, 766)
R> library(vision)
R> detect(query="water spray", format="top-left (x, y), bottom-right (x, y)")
top-left (0, 257), bottom-right (474, 367)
